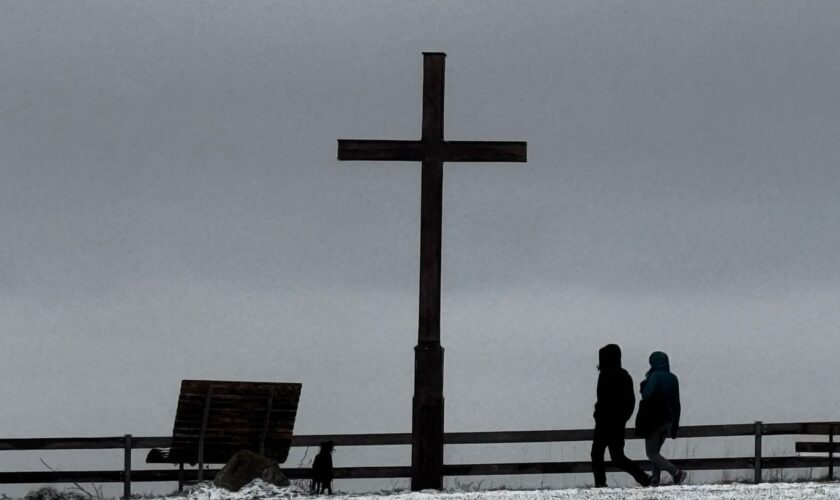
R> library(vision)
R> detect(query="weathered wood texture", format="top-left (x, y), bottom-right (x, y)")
top-left (167, 380), bottom-right (301, 464)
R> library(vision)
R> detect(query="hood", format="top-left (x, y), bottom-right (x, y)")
top-left (648, 351), bottom-right (670, 373)
top-left (598, 344), bottom-right (622, 371)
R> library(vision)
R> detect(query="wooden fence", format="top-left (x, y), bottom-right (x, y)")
top-left (0, 421), bottom-right (836, 497)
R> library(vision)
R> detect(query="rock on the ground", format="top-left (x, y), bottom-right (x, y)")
top-left (212, 449), bottom-right (290, 491)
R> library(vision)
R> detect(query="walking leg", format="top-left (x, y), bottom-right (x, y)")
top-left (591, 426), bottom-right (609, 486)
top-left (646, 423), bottom-right (678, 480)
top-left (606, 428), bottom-right (651, 486)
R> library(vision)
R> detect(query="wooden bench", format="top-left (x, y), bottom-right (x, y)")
top-left (146, 380), bottom-right (302, 484)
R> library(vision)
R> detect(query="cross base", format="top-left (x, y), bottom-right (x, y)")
top-left (411, 343), bottom-right (444, 490)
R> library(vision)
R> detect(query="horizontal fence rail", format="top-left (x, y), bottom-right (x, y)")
top-left (0, 437), bottom-right (171, 452)
top-left (0, 421), bottom-right (837, 496)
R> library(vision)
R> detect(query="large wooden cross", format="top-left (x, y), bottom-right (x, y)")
top-left (337, 52), bottom-right (527, 490)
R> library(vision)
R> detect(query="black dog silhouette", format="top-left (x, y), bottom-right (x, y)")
top-left (311, 441), bottom-right (334, 494)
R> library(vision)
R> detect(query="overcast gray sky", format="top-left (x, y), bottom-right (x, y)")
top-left (1, 0), bottom-right (839, 491)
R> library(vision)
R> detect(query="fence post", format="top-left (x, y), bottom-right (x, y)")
top-left (753, 421), bottom-right (762, 484)
top-left (178, 463), bottom-right (184, 492)
top-left (123, 434), bottom-right (132, 500)
top-left (829, 425), bottom-right (835, 481)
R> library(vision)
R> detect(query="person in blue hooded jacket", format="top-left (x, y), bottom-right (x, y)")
top-left (590, 344), bottom-right (652, 487)
top-left (639, 351), bottom-right (686, 485)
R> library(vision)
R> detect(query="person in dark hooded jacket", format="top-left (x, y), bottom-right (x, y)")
top-left (590, 344), bottom-right (651, 487)
top-left (638, 351), bottom-right (685, 486)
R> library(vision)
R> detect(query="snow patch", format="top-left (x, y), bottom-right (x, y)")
top-left (174, 481), bottom-right (840, 500)
top-left (185, 480), bottom-right (307, 500)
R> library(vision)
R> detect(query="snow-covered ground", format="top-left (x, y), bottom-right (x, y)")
top-left (178, 480), bottom-right (840, 500)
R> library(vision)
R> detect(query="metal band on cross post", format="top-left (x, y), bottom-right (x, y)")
top-left (338, 52), bottom-right (527, 490)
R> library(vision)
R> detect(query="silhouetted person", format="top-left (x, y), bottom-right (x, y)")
top-left (638, 351), bottom-right (685, 486)
top-left (311, 440), bottom-right (334, 494)
top-left (591, 344), bottom-right (652, 487)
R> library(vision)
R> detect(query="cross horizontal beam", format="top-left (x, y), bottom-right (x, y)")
top-left (337, 140), bottom-right (527, 163)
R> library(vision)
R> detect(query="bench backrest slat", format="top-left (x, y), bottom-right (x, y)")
top-left (168, 380), bottom-right (302, 465)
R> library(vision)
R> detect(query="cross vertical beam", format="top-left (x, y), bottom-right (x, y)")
top-left (413, 54), bottom-right (446, 491)
top-left (418, 52), bottom-right (445, 346)
top-left (337, 52), bottom-right (526, 491)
